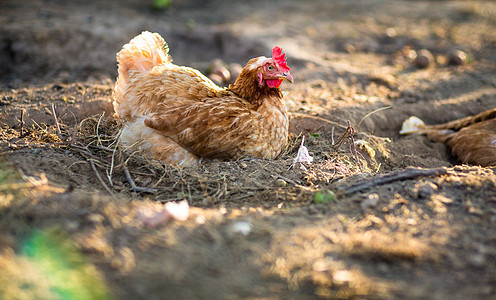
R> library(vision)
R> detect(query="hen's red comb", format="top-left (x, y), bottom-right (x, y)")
top-left (272, 46), bottom-right (290, 71)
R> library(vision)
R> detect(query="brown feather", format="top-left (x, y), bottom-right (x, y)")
top-left (428, 108), bottom-right (496, 131)
top-left (448, 119), bottom-right (496, 166)
top-left (419, 110), bottom-right (496, 167)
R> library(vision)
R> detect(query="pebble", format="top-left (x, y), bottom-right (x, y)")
top-left (416, 182), bottom-right (438, 199)
top-left (448, 49), bottom-right (469, 66)
top-left (414, 49), bottom-right (434, 69)
top-left (87, 213), bottom-right (105, 224)
top-left (468, 253), bottom-right (486, 267)
top-left (361, 193), bottom-right (379, 211)
top-left (228, 220), bottom-right (253, 236)
top-left (65, 220), bottom-right (79, 231)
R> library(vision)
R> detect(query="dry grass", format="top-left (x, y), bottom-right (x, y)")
top-left (58, 113), bottom-right (373, 207)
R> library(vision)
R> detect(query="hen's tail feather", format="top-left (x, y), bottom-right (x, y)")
top-left (117, 31), bottom-right (171, 77)
top-left (114, 32), bottom-right (171, 111)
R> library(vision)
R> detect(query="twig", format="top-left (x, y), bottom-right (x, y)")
top-left (88, 144), bottom-right (114, 152)
top-left (123, 164), bottom-right (157, 194)
top-left (198, 177), bottom-right (214, 204)
top-left (275, 174), bottom-right (315, 191)
top-left (346, 120), bottom-right (362, 172)
top-left (70, 142), bottom-right (114, 189)
top-left (332, 121), bottom-right (363, 172)
top-left (332, 124), bottom-right (350, 149)
top-left (356, 106), bottom-right (392, 132)
top-left (30, 118), bottom-right (46, 132)
top-left (106, 129), bottom-right (123, 187)
top-left (70, 143), bottom-right (91, 154)
top-left (95, 112), bottom-right (105, 147)
top-left (20, 109), bottom-right (25, 136)
top-left (89, 159), bottom-right (114, 196)
top-left (50, 103), bottom-right (62, 137)
top-left (343, 167), bottom-right (448, 195)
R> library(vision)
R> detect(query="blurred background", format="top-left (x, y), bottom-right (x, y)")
top-left (1, 0), bottom-right (495, 84)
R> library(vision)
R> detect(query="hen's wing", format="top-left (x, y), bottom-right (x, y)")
top-left (117, 64), bottom-right (227, 122)
top-left (143, 96), bottom-right (261, 159)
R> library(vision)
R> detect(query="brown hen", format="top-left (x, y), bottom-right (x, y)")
top-left (113, 32), bottom-right (293, 166)
top-left (400, 108), bottom-right (496, 166)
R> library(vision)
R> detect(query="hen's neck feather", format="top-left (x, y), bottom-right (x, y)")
top-left (227, 67), bottom-right (283, 107)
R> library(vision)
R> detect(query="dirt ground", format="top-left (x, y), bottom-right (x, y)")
top-left (1, 0), bottom-right (496, 299)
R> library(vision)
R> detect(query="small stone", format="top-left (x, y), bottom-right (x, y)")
top-left (361, 193), bottom-right (379, 211)
top-left (436, 54), bottom-right (449, 65)
top-left (406, 217), bottom-right (417, 225)
top-left (414, 49), bottom-right (434, 69)
top-left (228, 221), bottom-right (253, 236)
top-left (87, 213), bottom-right (105, 224)
top-left (469, 253), bottom-right (486, 267)
top-left (378, 262), bottom-right (390, 273)
top-left (386, 27), bottom-right (397, 38)
top-left (240, 162), bottom-right (248, 169)
top-left (65, 220), bottom-right (79, 231)
top-left (332, 270), bottom-right (352, 284)
top-left (448, 50), bottom-right (469, 66)
top-left (434, 194), bottom-right (453, 204)
top-left (312, 259), bottom-right (331, 272)
top-left (416, 182), bottom-right (438, 199)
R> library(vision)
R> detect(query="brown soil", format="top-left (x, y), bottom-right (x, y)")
top-left (1, 0), bottom-right (496, 299)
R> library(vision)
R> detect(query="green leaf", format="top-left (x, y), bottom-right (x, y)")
top-left (313, 190), bottom-right (336, 204)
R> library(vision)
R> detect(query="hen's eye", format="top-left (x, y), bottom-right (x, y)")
top-left (267, 65), bottom-right (274, 71)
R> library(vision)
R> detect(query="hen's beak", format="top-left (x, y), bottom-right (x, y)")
top-left (278, 72), bottom-right (294, 83)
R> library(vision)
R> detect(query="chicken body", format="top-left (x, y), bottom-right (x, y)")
top-left (113, 32), bottom-right (293, 166)
top-left (401, 108), bottom-right (496, 167)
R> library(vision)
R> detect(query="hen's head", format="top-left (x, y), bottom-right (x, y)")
top-left (229, 46), bottom-right (293, 104)
top-left (249, 47), bottom-right (293, 88)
